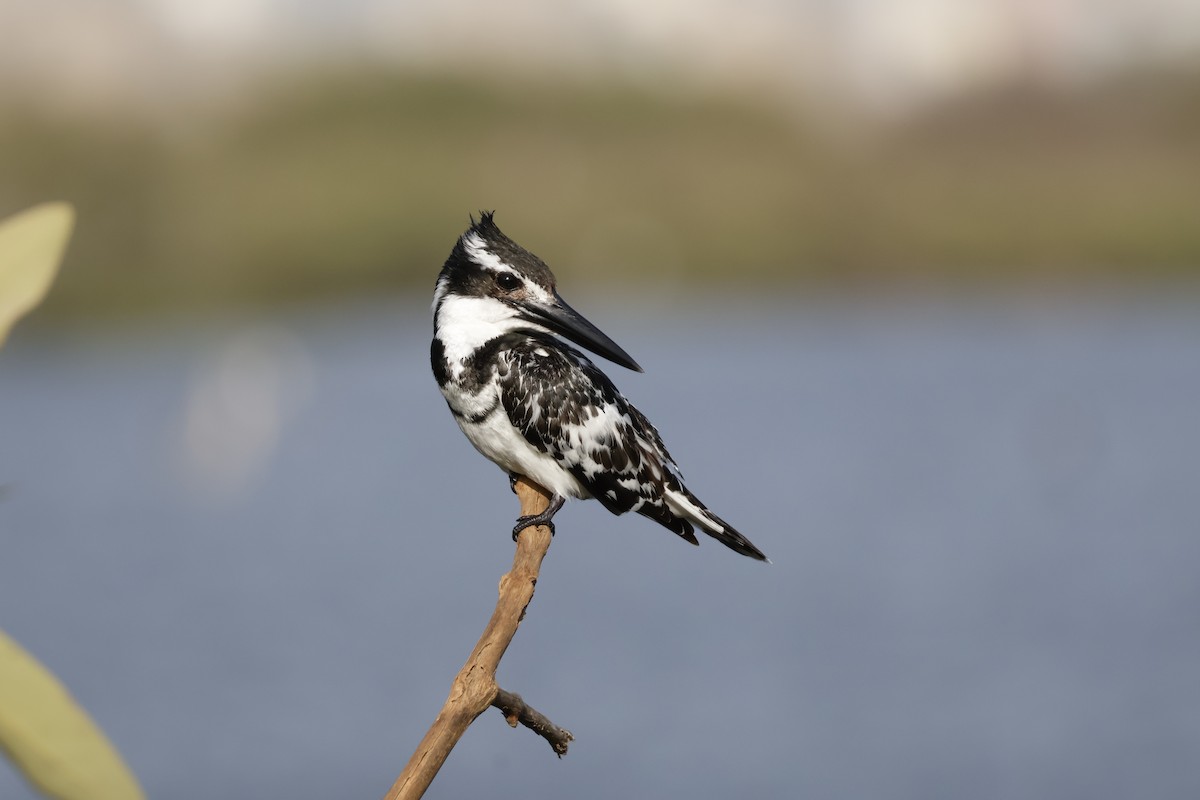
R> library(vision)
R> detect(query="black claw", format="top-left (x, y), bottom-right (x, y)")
top-left (510, 494), bottom-right (567, 541)
top-left (508, 473), bottom-right (519, 494)
top-left (512, 516), bottom-right (555, 541)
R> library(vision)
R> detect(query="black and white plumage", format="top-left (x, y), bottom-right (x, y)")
top-left (430, 212), bottom-right (767, 561)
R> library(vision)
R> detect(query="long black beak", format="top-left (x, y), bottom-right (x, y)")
top-left (521, 292), bottom-right (643, 372)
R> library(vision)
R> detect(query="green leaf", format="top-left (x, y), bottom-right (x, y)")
top-left (0, 202), bottom-right (74, 347)
top-left (0, 203), bottom-right (140, 798)
top-left (0, 630), bottom-right (145, 800)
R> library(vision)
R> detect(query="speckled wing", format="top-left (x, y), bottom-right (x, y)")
top-left (497, 331), bottom-right (702, 545)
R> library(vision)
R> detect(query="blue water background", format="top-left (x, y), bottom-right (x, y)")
top-left (1, 292), bottom-right (1198, 799)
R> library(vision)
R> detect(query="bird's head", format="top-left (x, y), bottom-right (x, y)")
top-left (433, 211), bottom-right (642, 372)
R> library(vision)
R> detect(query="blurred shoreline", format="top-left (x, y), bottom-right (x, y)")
top-left (4, 67), bottom-right (1199, 325)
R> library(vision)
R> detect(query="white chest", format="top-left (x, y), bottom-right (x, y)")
top-left (439, 377), bottom-right (587, 501)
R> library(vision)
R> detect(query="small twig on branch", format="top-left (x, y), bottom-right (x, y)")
top-left (492, 688), bottom-right (574, 756)
top-left (383, 478), bottom-right (571, 800)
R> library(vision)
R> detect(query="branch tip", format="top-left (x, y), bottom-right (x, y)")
top-left (492, 687), bottom-right (574, 757)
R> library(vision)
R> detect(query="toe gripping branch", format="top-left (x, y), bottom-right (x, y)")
top-left (511, 492), bottom-right (566, 541)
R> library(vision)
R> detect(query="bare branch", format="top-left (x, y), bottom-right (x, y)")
top-left (383, 478), bottom-right (569, 800)
top-left (492, 688), bottom-right (574, 757)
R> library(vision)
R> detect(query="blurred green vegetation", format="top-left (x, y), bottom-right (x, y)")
top-left (3, 67), bottom-right (1198, 321)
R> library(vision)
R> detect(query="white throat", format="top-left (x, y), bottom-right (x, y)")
top-left (434, 291), bottom-right (542, 380)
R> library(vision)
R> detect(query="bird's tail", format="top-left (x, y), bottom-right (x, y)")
top-left (664, 486), bottom-right (769, 562)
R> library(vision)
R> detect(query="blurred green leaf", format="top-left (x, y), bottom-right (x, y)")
top-left (0, 202), bottom-right (141, 799)
top-left (0, 202), bottom-right (74, 346)
top-left (0, 629), bottom-right (145, 800)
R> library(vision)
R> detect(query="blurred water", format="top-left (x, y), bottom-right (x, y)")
top-left (1, 293), bottom-right (1198, 800)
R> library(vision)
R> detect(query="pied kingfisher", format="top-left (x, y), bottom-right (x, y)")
top-left (430, 212), bottom-right (767, 561)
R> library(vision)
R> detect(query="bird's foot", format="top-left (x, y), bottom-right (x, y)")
top-left (508, 473), bottom-right (520, 494)
top-left (512, 516), bottom-right (554, 540)
top-left (511, 494), bottom-right (566, 541)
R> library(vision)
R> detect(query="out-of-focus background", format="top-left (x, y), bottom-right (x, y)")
top-left (2, 2), bottom-right (1199, 799)
top-left (4, 0), bottom-right (1200, 315)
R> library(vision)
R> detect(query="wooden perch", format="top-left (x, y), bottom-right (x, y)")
top-left (492, 688), bottom-right (573, 756)
top-left (383, 478), bottom-right (573, 800)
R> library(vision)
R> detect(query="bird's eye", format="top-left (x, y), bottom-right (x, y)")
top-left (495, 272), bottom-right (522, 292)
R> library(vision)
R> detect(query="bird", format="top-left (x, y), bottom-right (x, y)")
top-left (430, 212), bottom-right (768, 561)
